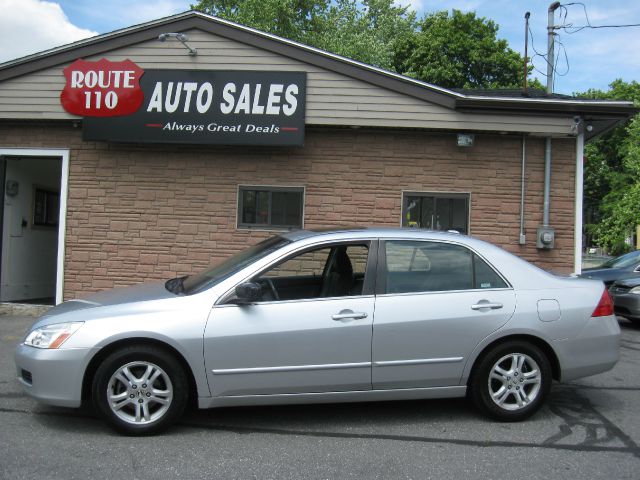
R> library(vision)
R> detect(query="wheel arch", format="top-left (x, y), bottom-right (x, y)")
top-left (81, 337), bottom-right (199, 407)
top-left (465, 334), bottom-right (561, 387)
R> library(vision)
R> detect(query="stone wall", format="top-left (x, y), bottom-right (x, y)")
top-left (0, 124), bottom-right (577, 299)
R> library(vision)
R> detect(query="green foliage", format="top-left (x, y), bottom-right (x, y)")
top-left (190, 0), bottom-right (329, 43)
top-left (579, 80), bottom-right (640, 253)
top-left (191, 0), bottom-right (416, 71)
top-left (191, 1), bottom-right (531, 88)
top-left (393, 10), bottom-right (524, 88)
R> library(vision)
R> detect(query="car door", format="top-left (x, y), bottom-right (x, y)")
top-left (372, 239), bottom-right (516, 389)
top-left (204, 241), bottom-right (376, 397)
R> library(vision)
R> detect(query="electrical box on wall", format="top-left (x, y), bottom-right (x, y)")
top-left (536, 226), bottom-right (555, 249)
top-left (6, 179), bottom-right (19, 196)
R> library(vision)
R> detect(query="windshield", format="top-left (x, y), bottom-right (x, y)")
top-left (180, 235), bottom-right (290, 294)
top-left (601, 250), bottom-right (640, 269)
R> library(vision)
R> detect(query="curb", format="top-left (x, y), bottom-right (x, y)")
top-left (0, 303), bottom-right (52, 317)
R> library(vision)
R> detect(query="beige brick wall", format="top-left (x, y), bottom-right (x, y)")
top-left (0, 124), bottom-right (576, 300)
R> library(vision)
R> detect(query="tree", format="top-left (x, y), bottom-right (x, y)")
top-left (579, 80), bottom-right (640, 254)
top-left (191, 2), bottom-right (529, 88)
top-left (393, 10), bottom-right (524, 89)
top-left (191, 0), bottom-right (416, 71)
top-left (190, 0), bottom-right (328, 44)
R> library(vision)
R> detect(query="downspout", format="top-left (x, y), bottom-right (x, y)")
top-left (519, 135), bottom-right (527, 244)
top-left (574, 128), bottom-right (585, 274)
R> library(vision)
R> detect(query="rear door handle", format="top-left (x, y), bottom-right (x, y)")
top-left (332, 310), bottom-right (368, 321)
top-left (471, 302), bottom-right (503, 311)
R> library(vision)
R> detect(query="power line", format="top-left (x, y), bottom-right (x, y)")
top-left (559, 2), bottom-right (640, 33)
top-left (527, 24), bottom-right (550, 78)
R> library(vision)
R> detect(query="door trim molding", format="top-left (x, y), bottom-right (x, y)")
top-left (374, 357), bottom-right (464, 367)
top-left (212, 361), bottom-right (372, 375)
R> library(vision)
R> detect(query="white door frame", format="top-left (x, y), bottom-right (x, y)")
top-left (0, 148), bottom-right (70, 304)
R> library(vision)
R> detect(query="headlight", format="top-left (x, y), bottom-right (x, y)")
top-left (24, 322), bottom-right (84, 349)
top-left (631, 286), bottom-right (640, 295)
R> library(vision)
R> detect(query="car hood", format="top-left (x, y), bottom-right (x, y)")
top-left (41, 281), bottom-right (176, 318)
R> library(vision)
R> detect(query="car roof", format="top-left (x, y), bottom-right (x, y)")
top-left (280, 227), bottom-right (465, 243)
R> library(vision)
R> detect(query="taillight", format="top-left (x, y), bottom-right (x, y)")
top-left (592, 289), bottom-right (614, 317)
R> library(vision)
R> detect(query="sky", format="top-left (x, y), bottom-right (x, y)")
top-left (0, 0), bottom-right (639, 95)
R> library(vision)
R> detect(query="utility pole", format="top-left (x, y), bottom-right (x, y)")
top-left (547, 2), bottom-right (561, 94)
top-left (537, 2), bottom-right (561, 249)
top-left (524, 12), bottom-right (530, 94)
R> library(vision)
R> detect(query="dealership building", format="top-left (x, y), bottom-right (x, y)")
top-left (0, 11), bottom-right (635, 305)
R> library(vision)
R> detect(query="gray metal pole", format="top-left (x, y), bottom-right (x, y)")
top-left (547, 2), bottom-right (560, 93)
top-left (544, 2), bottom-right (561, 227)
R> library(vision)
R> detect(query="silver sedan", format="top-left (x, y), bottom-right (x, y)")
top-left (15, 228), bottom-right (620, 435)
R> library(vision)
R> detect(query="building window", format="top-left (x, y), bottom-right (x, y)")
top-left (33, 187), bottom-right (60, 227)
top-left (402, 192), bottom-right (469, 234)
top-left (238, 186), bottom-right (304, 229)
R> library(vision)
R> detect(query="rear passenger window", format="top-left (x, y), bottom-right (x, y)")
top-left (385, 241), bottom-right (472, 293)
top-left (384, 241), bottom-right (507, 294)
top-left (474, 255), bottom-right (508, 289)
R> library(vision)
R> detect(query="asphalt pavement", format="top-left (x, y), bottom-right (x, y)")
top-left (1, 313), bottom-right (639, 479)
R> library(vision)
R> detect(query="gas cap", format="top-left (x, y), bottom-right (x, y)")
top-left (537, 299), bottom-right (561, 322)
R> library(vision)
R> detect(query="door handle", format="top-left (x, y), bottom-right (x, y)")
top-left (471, 302), bottom-right (503, 311)
top-left (332, 310), bottom-right (368, 321)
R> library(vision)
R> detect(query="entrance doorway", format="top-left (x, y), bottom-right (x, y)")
top-left (0, 149), bottom-right (69, 305)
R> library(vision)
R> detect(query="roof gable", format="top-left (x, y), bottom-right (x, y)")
top-left (0, 10), bottom-right (634, 139)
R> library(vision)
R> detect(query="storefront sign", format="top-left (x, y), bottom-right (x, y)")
top-left (61, 59), bottom-right (144, 117)
top-left (70, 62), bottom-right (307, 146)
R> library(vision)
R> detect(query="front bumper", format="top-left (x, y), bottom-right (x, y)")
top-left (554, 314), bottom-right (620, 382)
top-left (15, 343), bottom-right (99, 408)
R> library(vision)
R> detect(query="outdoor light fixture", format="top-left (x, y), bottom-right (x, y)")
top-left (158, 32), bottom-right (197, 56)
top-left (457, 133), bottom-right (475, 147)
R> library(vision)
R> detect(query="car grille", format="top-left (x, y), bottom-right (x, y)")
top-left (21, 369), bottom-right (32, 385)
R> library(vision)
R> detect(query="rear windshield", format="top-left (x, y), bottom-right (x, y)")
top-left (182, 236), bottom-right (290, 294)
top-left (601, 250), bottom-right (640, 269)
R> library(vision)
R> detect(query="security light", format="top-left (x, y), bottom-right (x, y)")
top-left (158, 32), bottom-right (197, 56)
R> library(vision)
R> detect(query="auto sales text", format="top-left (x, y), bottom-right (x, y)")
top-left (147, 81), bottom-right (299, 116)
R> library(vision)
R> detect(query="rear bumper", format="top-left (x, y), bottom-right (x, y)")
top-left (554, 315), bottom-right (620, 382)
top-left (611, 292), bottom-right (640, 320)
top-left (14, 343), bottom-right (99, 408)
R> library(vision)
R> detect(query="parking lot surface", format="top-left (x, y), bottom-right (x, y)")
top-left (1, 313), bottom-right (639, 479)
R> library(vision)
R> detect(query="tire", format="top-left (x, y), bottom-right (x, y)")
top-left (92, 344), bottom-right (189, 435)
top-left (469, 341), bottom-right (552, 422)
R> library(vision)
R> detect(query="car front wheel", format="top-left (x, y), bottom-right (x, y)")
top-left (92, 345), bottom-right (189, 435)
top-left (470, 341), bottom-right (551, 421)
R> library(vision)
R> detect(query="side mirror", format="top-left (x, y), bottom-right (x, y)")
top-left (234, 282), bottom-right (262, 304)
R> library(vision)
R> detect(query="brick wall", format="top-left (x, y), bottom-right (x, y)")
top-left (0, 124), bottom-right (576, 299)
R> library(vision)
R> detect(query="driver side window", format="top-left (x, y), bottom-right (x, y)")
top-left (253, 243), bottom-right (369, 302)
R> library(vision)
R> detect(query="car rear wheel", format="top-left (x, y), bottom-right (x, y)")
top-left (470, 341), bottom-right (551, 421)
top-left (92, 345), bottom-right (188, 435)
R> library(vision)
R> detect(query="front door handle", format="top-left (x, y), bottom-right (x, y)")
top-left (332, 310), bottom-right (368, 321)
top-left (471, 302), bottom-right (503, 311)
